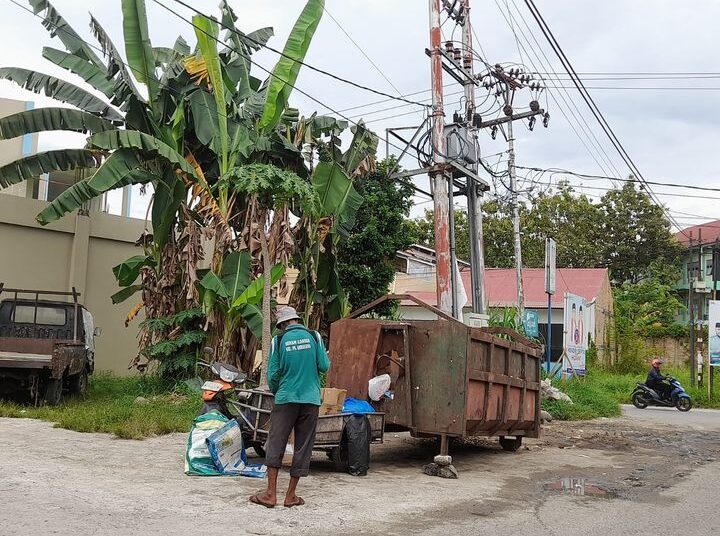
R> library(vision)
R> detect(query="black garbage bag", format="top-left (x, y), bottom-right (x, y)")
top-left (341, 414), bottom-right (371, 476)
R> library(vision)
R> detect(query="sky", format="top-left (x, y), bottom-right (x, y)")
top-left (1, 0), bottom-right (719, 233)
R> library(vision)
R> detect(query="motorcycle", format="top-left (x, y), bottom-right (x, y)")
top-left (631, 376), bottom-right (692, 412)
top-left (197, 348), bottom-right (267, 457)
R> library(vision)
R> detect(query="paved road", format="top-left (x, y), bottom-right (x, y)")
top-left (621, 404), bottom-right (720, 431)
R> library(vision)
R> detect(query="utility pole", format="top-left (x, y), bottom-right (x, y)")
top-left (429, 0), bottom-right (453, 315)
top-left (462, 0), bottom-right (488, 315)
top-left (689, 232), bottom-right (696, 387)
top-left (507, 119), bottom-right (524, 317)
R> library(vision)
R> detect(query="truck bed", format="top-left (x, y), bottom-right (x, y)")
top-left (0, 351), bottom-right (52, 368)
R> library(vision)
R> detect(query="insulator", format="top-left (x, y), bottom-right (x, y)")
top-left (528, 116), bottom-right (536, 131)
top-left (543, 112), bottom-right (550, 128)
top-left (445, 41), bottom-right (454, 52)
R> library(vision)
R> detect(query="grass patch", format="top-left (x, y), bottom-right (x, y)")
top-left (542, 367), bottom-right (720, 421)
top-left (0, 373), bottom-right (201, 439)
top-left (542, 372), bottom-right (622, 420)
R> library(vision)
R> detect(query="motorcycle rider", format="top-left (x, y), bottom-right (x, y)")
top-left (646, 358), bottom-right (671, 400)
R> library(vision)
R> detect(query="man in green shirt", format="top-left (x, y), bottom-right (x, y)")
top-left (250, 306), bottom-right (330, 508)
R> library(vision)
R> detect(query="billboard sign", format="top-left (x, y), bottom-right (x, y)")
top-left (523, 309), bottom-right (539, 338)
top-left (709, 300), bottom-right (720, 366)
top-left (562, 293), bottom-right (587, 376)
top-left (545, 238), bottom-right (556, 295)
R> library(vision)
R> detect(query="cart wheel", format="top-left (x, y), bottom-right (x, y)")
top-left (331, 441), bottom-right (349, 472)
top-left (499, 436), bottom-right (522, 452)
top-left (43, 379), bottom-right (63, 406)
top-left (251, 442), bottom-right (266, 458)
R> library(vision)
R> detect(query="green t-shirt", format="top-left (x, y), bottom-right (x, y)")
top-left (267, 324), bottom-right (330, 405)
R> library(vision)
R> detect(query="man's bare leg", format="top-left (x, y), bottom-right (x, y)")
top-left (250, 467), bottom-right (279, 507)
top-left (284, 476), bottom-right (304, 507)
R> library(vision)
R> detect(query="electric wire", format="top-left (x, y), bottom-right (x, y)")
top-left (497, 0), bottom-right (623, 180)
top-left (165, 0), bottom-right (430, 109)
top-left (521, 0), bottom-right (688, 237)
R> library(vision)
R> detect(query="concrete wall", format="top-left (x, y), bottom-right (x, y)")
top-left (0, 98), bottom-right (38, 198)
top-left (0, 194), bottom-right (146, 374)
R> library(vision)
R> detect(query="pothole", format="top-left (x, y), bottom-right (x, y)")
top-left (543, 477), bottom-right (619, 498)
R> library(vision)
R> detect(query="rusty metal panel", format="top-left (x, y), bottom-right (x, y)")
top-left (327, 320), bottom-right (381, 399)
top-left (51, 343), bottom-right (85, 379)
top-left (407, 320), bottom-right (467, 436)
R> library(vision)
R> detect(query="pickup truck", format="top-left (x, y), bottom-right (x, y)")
top-left (0, 286), bottom-right (99, 405)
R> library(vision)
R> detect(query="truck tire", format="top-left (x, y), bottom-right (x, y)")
top-left (499, 436), bottom-right (523, 452)
top-left (68, 370), bottom-right (88, 397)
top-left (44, 379), bottom-right (63, 406)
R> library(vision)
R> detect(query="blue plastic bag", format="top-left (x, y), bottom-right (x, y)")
top-left (342, 397), bottom-right (375, 414)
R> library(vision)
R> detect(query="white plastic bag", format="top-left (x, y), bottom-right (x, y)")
top-left (368, 374), bottom-right (392, 401)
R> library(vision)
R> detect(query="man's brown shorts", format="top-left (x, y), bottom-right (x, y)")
top-left (264, 403), bottom-right (319, 477)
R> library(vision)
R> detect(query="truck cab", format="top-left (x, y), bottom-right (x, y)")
top-left (0, 286), bottom-right (98, 405)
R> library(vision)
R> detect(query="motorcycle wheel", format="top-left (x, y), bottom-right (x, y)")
top-left (676, 398), bottom-right (692, 412)
top-left (631, 392), bottom-right (648, 409)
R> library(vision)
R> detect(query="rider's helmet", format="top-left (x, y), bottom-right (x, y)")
top-left (651, 358), bottom-right (663, 368)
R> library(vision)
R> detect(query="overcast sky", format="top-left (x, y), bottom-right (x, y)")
top-left (1, 0), bottom-right (719, 230)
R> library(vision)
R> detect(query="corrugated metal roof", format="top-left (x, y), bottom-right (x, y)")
top-left (395, 267), bottom-right (609, 308)
top-left (674, 220), bottom-right (720, 246)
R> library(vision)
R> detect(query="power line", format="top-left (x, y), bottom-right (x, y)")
top-left (493, 0), bottom-right (622, 179)
top-left (165, 0), bottom-right (430, 109)
top-left (321, 6), bottom-right (403, 95)
top-left (521, 0), bottom-right (688, 237)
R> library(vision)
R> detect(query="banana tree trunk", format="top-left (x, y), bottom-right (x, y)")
top-left (259, 212), bottom-right (272, 387)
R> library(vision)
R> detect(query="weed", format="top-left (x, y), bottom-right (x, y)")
top-left (0, 372), bottom-right (201, 439)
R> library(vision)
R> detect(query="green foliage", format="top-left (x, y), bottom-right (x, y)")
top-left (409, 181), bottom-right (683, 284)
top-left (0, 373), bottom-right (201, 439)
top-left (223, 163), bottom-right (319, 214)
top-left (337, 158), bottom-right (415, 315)
top-left (542, 372), bottom-right (622, 420)
top-left (141, 308), bottom-right (206, 379)
top-left (614, 279), bottom-right (687, 339)
top-left (259, 0), bottom-right (325, 132)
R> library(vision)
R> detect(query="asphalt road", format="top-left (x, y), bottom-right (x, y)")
top-left (620, 404), bottom-right (720, 431)
top-left (1, 406), bottom-right (719, 535)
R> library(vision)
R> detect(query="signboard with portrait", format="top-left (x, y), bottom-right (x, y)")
top-left (562, 293), bottom-right (588, 376)
top-left (709, 300), bottom-right (720, 366)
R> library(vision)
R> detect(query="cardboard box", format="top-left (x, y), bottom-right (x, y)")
top-left (320, 388), bottom-right (347, 416)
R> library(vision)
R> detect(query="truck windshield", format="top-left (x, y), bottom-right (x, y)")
top-left (13, 305), bottom-right (67, 326)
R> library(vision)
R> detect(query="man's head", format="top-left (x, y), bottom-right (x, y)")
top-left (276, 306), bottom-right (301, 331)
top-left (651, 358), bottom-right (663, 369)
top-left (715, 322), bottom-right (720, 336)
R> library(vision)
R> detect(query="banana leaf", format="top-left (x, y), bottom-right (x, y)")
top-left (110, 285), bottom-right (143, 305)
top-left (343, 122), bottom-right (378, 174)
top-left (258, 0), bottom-right (324, 133)
top-left (151, 172), bottom-right (185, 249)
top-left (0, 149), bottom-right (100, 189)
top-left (41, 47), bottom-right (116, 98)
top-left (193, 15), bottom-right (228, 173)
top-left (0, 108), bottom-right (117, 140)
top-left (87, 130), bottom-right (199, 180)
top-left (89, 15), bottom-right (143, 105)
top-left (221, 251), bottom-right (252, 302)
top-left (188, 90), bottom-right (222, 155)
top-left (0, 68), bottom-right (123, 122)
top-left (35, 149), bottom-right (154, 225)
top-left (121, 0), bottom-right (159, 100)
top-left (30, 0), bottom-right (105, 68)
top-left (312, 161), bottom-right (363, 235)
top-left (230, 264), bottom-right (286, 309)
top-left (235, 302), bottom-right (263, 341)
top-left (113, 254), bottom-right (153, 286)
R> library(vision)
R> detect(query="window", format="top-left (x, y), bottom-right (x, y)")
top-left (13, 305), bottom-right (66, 326)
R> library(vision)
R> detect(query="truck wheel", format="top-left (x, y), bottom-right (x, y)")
top-left (44, 379), bottom-right (63, 406)
top-left (68, 370), bottom-right (88, 397)
top-left (499, 436), bottom-right (523, 452)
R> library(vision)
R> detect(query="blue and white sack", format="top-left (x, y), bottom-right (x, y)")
top-left (206, 420), bottom-right (267, 478)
